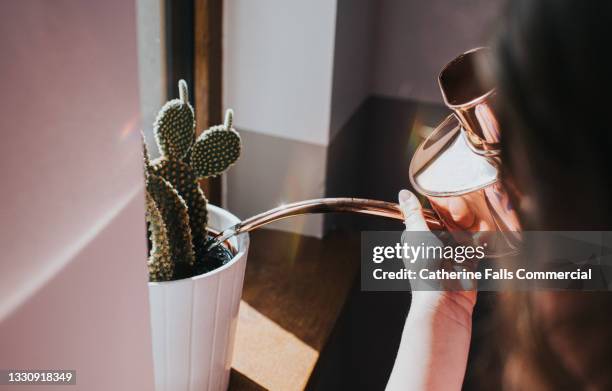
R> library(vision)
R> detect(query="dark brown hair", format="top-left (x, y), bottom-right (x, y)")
top-left (493, 0), bottom-right (612, 389)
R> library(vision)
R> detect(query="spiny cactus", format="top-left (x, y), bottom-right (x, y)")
top-left (144, 80), bottom-right (241, 281)
top-left (147, 172), bottom-right (196, 276)
top-left (145, 192), bottom-right (173, 281)
top-left (153, 80), bottom-right (196, 160)
top-left (190, 110), bottom-right (242, 178)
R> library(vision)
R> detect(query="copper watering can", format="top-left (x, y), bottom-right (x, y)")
top-left (212, 48), bottom-right (521, 256)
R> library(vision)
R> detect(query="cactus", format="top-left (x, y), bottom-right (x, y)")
top-left (145, 192), bottom-right (173, 281)
top-left (146, 173), bottom-right (195, 279)
top-left (144, 80), bottom-right (241, 281)
top-left (190, 110), bottom-right (242, 178)
top-left (153, 80), bottom-right (196, 160)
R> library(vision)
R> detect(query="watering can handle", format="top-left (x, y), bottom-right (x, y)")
top-left (212, 198), bottom-right (444, 245)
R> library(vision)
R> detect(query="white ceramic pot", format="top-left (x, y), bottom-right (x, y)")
top-left (148, 205), bottom-right (249, 391)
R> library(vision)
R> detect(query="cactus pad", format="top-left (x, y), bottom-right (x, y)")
top-left (153, 80), bottom-right (195, 160)
top-left (145, 193), bottom-right (173, 281)
top-left (151, 158), bottom-right (209, 262)
top-left (190, 125), bottom-right (241, 178)
top-left (146, 173), bottom-right (195, 279)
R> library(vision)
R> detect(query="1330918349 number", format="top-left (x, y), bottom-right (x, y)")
top-left (1, 370), bottom-right (76, 385)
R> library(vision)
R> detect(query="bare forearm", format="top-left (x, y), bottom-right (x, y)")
top-left (389, 191), bottom-right (475, 391)
top-left (386, 300), bottom-right (473, 391)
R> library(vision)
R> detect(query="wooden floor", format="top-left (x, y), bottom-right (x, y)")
top-left (228, 228), bottom-right (360, 390)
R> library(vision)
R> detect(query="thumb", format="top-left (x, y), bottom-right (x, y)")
top-left (398, 189), bottom-right (429, 231)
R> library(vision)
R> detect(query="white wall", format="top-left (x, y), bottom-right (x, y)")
top-left (0, 1), bottom-right (154, 388)
top-left (370, 0), bottom-right (500, 103)
top-left (137, 0), bottom-right (166, 159)
top-left (224, 0), bottom-right (337, 146)
top-left (223, 0), bottom-right (339, 237)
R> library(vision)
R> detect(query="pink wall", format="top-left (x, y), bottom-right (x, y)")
top-left (0, 1), bottom-right (154, 389)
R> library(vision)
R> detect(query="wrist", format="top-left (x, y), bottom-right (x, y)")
top-left (410, 291), bottom-right (476, 330)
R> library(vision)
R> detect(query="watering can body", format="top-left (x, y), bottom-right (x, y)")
top-left (409, 47), bottom-right (521, 255)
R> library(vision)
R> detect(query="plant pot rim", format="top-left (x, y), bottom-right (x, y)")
top-left (148, 204), bottom-right (249, 287)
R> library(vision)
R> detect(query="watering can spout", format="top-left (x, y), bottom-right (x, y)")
top-left (206, 198), bottom-right (444, 251)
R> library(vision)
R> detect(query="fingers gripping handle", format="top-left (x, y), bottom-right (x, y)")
top-left (398, 189), bottom-right (431, 231)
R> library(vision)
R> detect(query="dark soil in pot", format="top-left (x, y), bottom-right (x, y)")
top-left (148, 233), bottom-right (234, 281)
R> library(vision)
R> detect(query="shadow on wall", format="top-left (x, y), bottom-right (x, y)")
top-left (325, 96), bottom-right (449, 232)
top-left (370, 0), bottom-right (501, 103)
